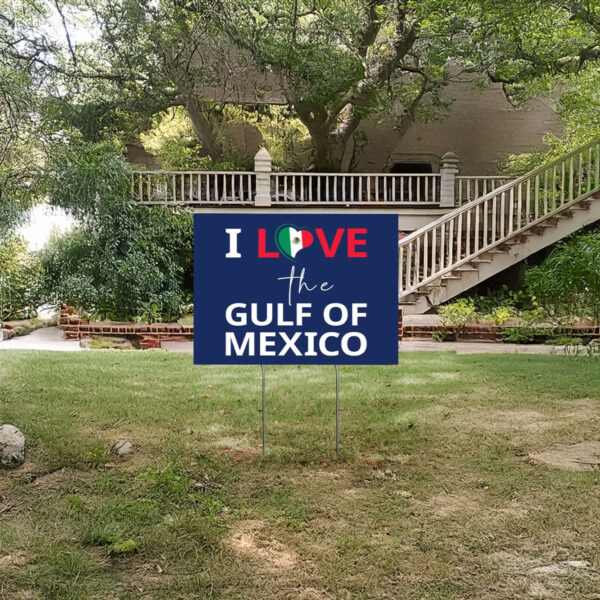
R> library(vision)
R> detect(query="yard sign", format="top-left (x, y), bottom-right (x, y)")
top-left (194, 214), bottom-right (398, 365)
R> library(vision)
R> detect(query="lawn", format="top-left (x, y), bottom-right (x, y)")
top-left (1, 350), bottom-right (599, 599)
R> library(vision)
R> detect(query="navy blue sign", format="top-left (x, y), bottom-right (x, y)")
top-left (194, 214), bottom-right (398, 365)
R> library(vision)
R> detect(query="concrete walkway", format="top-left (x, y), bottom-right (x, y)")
top-left (0, 327), bottom-right (81, 351)
top-left (0, 327), bottom-right (567, 355)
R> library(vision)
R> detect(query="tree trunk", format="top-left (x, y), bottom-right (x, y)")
top-left (184, 97), bottom-right (223, 162)
top-left (312, 133), bottom-right (342, 172)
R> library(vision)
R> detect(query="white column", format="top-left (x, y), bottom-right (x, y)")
top-left (440, 152), bottom-right (460, 208)
top-left (254, 147), bottom-right (272, 207)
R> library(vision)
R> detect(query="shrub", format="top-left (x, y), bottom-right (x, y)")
top-left (438, 298), bottom-right (477, 329)
top-left (39, 141), bottom-right (193, 321)
top-left (488, 305), bottom-right (515, 326)
top-left (500, 326), bottom-right (538, 344)
top-left (37, 209), bottom-right (193, 321)
top-left (526, 231), bottom-right (600, 324)
top-left (0, 236), bottom-right (40, 321)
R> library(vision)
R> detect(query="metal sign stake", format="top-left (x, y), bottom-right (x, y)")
top-left (260, 365), bottom-right (266, 454)
top-left (335, 365), bottom-right (340, 453)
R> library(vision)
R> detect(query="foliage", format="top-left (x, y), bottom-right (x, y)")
top-left (546, 335), bottom-right (584, 346)
top-left (0, 0), bottom-right (49, 240)
top-left (38, 210), bottom-right (193, 322)
top-left (471, 285), bottom-right (535, 315)
top-left (0, 235), bottom-right (40, 321)
top-left (39, 143), bottom-right (193, 321)
top-left (209, 0), bottom-right (495, 170)
top-left (438, 298), bottom-right (477, 329)
top-left (229, 105), bottom-right (313, 172)
top-left (500, 326), bottom-right (543, 344)
top-left (45, 138), bottom-right (132, 221)
top-left (525, 231), bottom-right (600, 324)
top-left (37, 0), bottom-right (553, 172)
top-left (487, 305), bottom-right (515, 326)
top-left (140, 107), bottom-right (254, 171)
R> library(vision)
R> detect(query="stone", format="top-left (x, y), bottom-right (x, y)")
top-left (110, 439), bottom-right (133, 456)
top-left (0, 424), bottom-right (26, 468)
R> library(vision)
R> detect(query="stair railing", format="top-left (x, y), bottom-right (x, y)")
top-left (399, 137), bottom-right (600, 296)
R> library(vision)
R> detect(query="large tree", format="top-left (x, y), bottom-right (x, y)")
top-left (20, 1), bottom-right (600, 173)
top-left (206, 0), bottom-right (479, 170)
top-left (48, 0), bottom-right (537, 171)
top-left (0, 0), bottom-right (50, 240)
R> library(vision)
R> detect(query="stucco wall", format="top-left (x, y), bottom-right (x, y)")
top-left (357, 80), bottom-right (562, 175)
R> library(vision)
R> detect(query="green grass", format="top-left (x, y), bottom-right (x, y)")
top-left (1, 351), bottom-right (599, 599)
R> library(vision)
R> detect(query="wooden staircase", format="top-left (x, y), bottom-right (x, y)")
top-left (399, 138), bottom-right (600, 314)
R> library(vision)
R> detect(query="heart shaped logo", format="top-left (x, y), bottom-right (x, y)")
top-left (275, 224), bottom-right (314, 260)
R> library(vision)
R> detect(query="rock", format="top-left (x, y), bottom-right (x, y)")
top-left (110, 439), bottom-right (133, 456)
top-left (0, 424), bottom-right (26, 468)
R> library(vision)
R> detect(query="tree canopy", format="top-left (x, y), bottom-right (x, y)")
top-left (27, 0), bottom-right (598, 172)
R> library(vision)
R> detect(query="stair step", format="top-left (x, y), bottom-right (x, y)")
top-left (441, 275), bottom-right (461, 280)
top-left (426, 282), bottom-right (446, 290)
top-left (529, 225), bottom-right (545, 235)
top-left (398, 301), bottom-right (416, 306)
top-left (572, 201), bottom-right (591, 210)
top-left (539, 218), bottom-right (558, 227)
top-left (454, 266), bottom-right (479, 272)
top-left (470, 258), bottom-right (492, 264)
top-left (488, 248), bottom-right (509, 254)
top-left (505, 234), bottom-right (529, 245)
top-left (556, 210), bottom-right (573, 218)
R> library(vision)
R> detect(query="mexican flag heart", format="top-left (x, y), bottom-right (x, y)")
top-left (276, 225), bottom-right (314, 259)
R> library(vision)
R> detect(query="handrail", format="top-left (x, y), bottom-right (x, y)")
top-left (399, 136), bottom-right (600, 247)
top-left (398, 135), bottom-right (600, 295)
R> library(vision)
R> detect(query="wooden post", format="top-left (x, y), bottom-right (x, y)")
top-left (440, 152), bottom-right (460, 208)
top-left (254, 147), bottom-right (272, 207)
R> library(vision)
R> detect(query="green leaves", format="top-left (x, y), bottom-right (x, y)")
top-left (46, 139), bottom-right (132, 221)
top-left (0, 235), bottom-right (40, 321)
top-left (526, 231), bottom-right (600, 323)
top-left (39, 142), bottom-right (193, 321)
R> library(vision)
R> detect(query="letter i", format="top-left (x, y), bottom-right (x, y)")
top-left (225, 228), bottom-right (242, 258)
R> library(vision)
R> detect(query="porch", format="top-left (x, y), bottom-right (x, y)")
top-left (131, 148), bottom-right (510, 230)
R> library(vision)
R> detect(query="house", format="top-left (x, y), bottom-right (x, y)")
top-left (131, 79), bottom-right (600, 315)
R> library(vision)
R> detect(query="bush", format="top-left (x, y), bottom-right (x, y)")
top-left (39, 140), bottom-right (193, 321)
top-left (38, 208), bottom-right (193, 322)
top-left (0, 236), bottom-right (40, 322)
top-left (500, 326), bottom-right (539, 344)
top-left (438, 298), bottom-right (477, 329)
top-left (526, 231), bottom-right (600, 324)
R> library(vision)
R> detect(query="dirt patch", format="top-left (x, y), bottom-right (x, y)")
top-left (489, 551), bottom-right (598, 598)
top-left (419, 492), bottom-right (482, 518)
top-left (425, 400), bottom-right (599, 436)
top-left (221, 446), bottom-right (261, 462)
top-left (120, 562), bottom-right (173, 593)
top-left (529, 441), bottom-right (600, 471)
top-left (455, 408), bottom-right (554, 433)
top-left (0, 552), bottom-right (32, 571)
top-left (226, 520), bottom-right (298, 571)
top-left (416, 492), bottom-right (529, 520)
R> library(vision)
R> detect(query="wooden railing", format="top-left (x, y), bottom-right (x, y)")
top-left (399, 138), bottom-right (600, 295)
top-left (270, 173), bottom-right (440, 205)
top-left (456, 176), bottom-right (512, 205)
top-left (132, 171), bottom-right (256, 205)
top-left (133, 170), bottom-right (442, 206)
